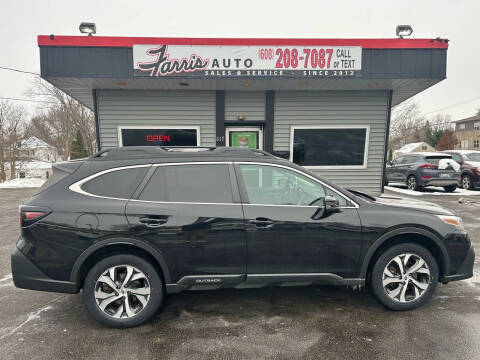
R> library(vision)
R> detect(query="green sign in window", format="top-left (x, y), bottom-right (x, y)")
top-left (230, 131), bottom-right (259, 149)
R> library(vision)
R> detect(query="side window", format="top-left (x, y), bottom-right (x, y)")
top-left (139, 164), bottom-right (233, 203)
top-left (393, 156), bottom-right (404, 164)
top-left (81, 167), bottom-right (149, 199)
top-left (239, 164), bottom-right (327, 206)
top-left (451, 153), bottom-right (462, 163)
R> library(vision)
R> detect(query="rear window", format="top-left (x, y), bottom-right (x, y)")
top-left (139, 164), bottom-right (233, 203)
top-left (81, 167), bottom-right (149, 199)
top-left (425, 155), bottom-right (451, 165)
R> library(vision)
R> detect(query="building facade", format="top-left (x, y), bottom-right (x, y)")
top-left (454, 114), bottom-right (480, 150)
top-left (37, 35), bottom-right (448, 195)
top-left (393, 142), bottom-right (436, 158)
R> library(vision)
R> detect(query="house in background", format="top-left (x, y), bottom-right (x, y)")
top-left (19, 137), bottom-right (58, 163)
top-left (454, 114), bottom-right (480, 150)
top-left (394, 142), bottom-right (436, 158)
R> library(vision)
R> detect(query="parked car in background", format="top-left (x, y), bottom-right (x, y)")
top-left (385, 152), bottom-right (461, 192)
top-left (442, 150), bottom-right (480, 190)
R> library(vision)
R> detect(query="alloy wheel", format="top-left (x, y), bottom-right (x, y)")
top-left (382, 253), bottom-right (430, 303)
top-left (462, 175), bottom-right (471, 190)
top-left (94, 265), bottom-right (151, 318)
top-left (407, 177), bottom-right (417, 191)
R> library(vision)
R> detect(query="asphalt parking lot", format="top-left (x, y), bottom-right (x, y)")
top-left (0, 188), bottom-right (479, 360)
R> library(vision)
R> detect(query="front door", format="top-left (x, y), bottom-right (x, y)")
top-left (226, 127), bottom-right (263, 150)
top-left (235, 163), bottom-right (363, 281)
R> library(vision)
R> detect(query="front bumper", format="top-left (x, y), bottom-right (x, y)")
top-left (11, 246), bottom-right (78, 294)
top-left (442, 244), bottom-right (475, 283)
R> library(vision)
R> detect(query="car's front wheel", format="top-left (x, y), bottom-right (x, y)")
top-left (83, 254), bottom-right (164, 328)
top-left (370, 243), bottom-right (438, 310)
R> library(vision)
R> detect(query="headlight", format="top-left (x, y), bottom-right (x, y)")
top-left (437, 215), bottom-right (464, 230)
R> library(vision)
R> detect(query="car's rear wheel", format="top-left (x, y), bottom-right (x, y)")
top-left (443, 185), bottom-right (457, 192)
top-left (83, 254), bottom-right (164, 328)
top-left (461, 175), bottom-right (473, 190)
top-left (406, 175), bottom-right (419, 191)
top-left (370, 243), bottom-right (438, 311)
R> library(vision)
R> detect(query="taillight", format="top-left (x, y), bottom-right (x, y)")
top-left (19, 206), bottom-right (49, 227)
top-left (421, 176), bottom-right (432, 179)
top-left (420, 164), bottom-right (438, 169)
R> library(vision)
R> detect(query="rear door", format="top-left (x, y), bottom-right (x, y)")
top-left (235, 162), bottom-right (363, 281)
top-left (398, 155), bottom-right (417, 182)
top-left (125, 162), bottom-right (247, 287)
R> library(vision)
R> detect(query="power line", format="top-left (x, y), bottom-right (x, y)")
top-left (0, 97), bottom-right (57, 104)
top-left (423, 96), bottom-right (480, 116)
top-left (0, 66), bottom-right (39, 76)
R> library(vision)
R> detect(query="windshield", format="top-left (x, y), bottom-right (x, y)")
top-left (464, 153), bottom-right (480, 162)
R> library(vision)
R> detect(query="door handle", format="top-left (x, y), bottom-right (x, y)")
top-left (249, 218), bottom-right (274, 228)
top-left (139, 217), bottom-right (167, 228)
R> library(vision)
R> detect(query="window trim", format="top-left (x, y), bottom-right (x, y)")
top-left (235, 162), bottom-right (358, 209)
top-left (117, 125), bottom-right (201, 147)
top-left (289, 125), bottom-right (370, 170)
top-left (70, 161), bottom-right (358, 208)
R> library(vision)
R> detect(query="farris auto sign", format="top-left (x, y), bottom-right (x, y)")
top-left (133, 44), bottom-right (362, 78)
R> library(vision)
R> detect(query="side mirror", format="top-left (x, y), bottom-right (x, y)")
top-left (324, 195), bottom-right (339, 208)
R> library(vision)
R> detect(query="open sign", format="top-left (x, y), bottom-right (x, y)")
top-left (146, 134), bottom-right (171, 142)
top-left (119, 127), bottom-right (198, 147)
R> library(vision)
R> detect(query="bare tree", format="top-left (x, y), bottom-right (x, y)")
top-left (390, 101), bottom-right (425, 148)
top-left (0, 100), bottom-right (26, 181)
top-left (26, 78), bottom-right (96, 158)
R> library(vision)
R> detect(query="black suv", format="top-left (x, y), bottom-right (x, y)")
top-left (385, 152), bottom-right (461, 192)
top-left (12, 147), bottom-right (474, 327)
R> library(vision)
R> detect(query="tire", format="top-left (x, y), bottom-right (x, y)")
top-left (443, 185), bottom-right (457, 193)
top-left (461, 174), bottom-right (473, 190)
top-left (370, 243), bottom-right (438, 311)
top-left (83, 254), bottom-right (164, 328)
top-left (406, 175), bottom-right (419, 191)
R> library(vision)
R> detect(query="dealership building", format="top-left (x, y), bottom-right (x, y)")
top-left (37, 35), bottom-right (448, 195)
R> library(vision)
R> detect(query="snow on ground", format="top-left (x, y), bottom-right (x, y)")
top-left (0, 178), bottom-right (45, 189)
top-left (386, 183), bottom-right (480, 196)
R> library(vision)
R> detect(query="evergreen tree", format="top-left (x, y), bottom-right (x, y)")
top-left (70, 130), bottom-right (88, 159)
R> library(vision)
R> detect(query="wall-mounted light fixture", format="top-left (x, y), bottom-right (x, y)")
top-left (396, 25), bottom-right (413, 38)
top-left (79, 22), bottom-right (96, 36)
top-left (237, 115), bottom-right (246, 121)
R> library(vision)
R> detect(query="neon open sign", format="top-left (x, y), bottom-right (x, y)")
top-left (120, 128), bottom-right (198, 147)
top-left (146, 134), bottom-right (171, 142)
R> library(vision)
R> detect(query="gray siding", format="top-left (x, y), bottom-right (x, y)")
top-left (97, 90), bottom-right (216, 148)
top-left (274, 91), bottom-right (388, 195)
top-left (225, 91), bottom-right (265, 122)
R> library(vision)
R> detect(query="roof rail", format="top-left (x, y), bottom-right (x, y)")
top-left (89, 146), bottom-right (276, 160)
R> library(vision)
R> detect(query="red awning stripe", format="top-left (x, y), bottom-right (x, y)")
top-left (37, 35), bottom-right (449, 49)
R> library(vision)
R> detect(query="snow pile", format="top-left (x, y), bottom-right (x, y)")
top-left (0, 178), bottom-right (45, 189)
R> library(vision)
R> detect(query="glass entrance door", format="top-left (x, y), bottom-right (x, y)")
top-left (225, 127), bottom-right (263, 150)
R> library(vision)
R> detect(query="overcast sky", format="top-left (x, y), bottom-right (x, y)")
top-left (1, 0), bottom-right (479, 120)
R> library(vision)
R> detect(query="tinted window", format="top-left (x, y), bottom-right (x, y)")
top-left (403, 155), bottom-right (417, 163)
top-left (292, 128), bottom-right (367, 166)
top-left (82, 167), bottom-right (149, 199)
top-left (139, 164), bottom-right (233, 203)
top-left (240, 164), bottom-right (327, 206)
top-left (450, 153), bottom-right (462, 163)
top-left (425, 155), bottom-right (451, 165)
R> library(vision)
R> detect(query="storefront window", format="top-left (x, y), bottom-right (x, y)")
top-left (290, 126), bottom-right (369, 168)
top-left (119, 127), bottom-right (199, 147)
